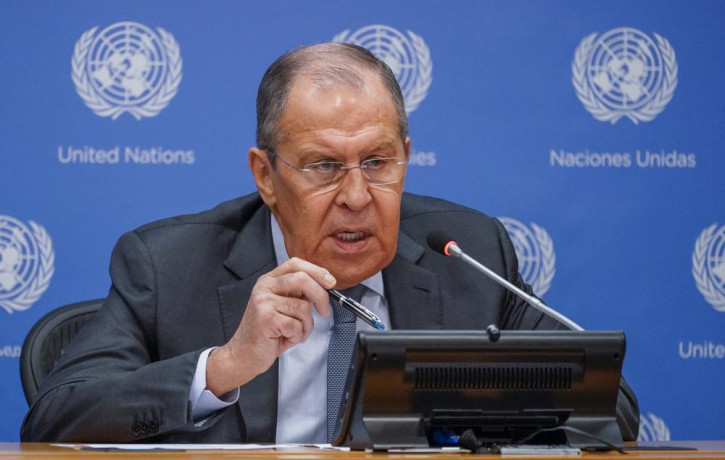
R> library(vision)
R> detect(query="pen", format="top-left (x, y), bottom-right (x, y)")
top-left (327, 289), bottom-right (386, 330)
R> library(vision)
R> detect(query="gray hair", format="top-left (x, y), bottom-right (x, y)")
top-left (255, 43), bottom-right (408, 160)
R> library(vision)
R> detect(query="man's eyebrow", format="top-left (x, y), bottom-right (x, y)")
top-left (361, 141), bottom-right (398, 155)
top-left (297, 149), bottom-right (337, 163)
top-left (295, 139), bottom-right (400, 163)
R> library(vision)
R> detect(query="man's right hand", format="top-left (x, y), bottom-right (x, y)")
top-left (205, 257), bottom-right (336, 396)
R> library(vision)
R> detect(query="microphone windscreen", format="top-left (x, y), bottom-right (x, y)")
top-left (426, 230), bottom-right (456, 255)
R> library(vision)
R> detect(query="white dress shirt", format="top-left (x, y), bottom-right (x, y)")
top-left (188, 214), bottom-right (390, 442)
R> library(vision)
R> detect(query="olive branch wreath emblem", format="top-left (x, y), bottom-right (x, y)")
top-left (72, 25), bottom-right (182, 120)
top-left (692, 224), bottom-right (725, 312)
top-left (334, 27), bottom-right (432, 114)
top-left (0, 220), bottom-right (54, 314)
top-left (572, 31), bottom-right (677, 124)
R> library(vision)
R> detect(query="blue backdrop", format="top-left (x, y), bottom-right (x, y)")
top-left (1, 0), bottom-right (723, 442)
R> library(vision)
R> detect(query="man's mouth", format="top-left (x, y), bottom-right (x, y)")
top-left (336, 231), bottom-right (366, 242)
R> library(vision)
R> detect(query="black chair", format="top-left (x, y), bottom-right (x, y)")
top-left (20, 299), bottom-right (103, 405)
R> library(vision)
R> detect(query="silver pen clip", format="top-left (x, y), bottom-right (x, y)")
top-left (328, 289), bottom-right (386, 330)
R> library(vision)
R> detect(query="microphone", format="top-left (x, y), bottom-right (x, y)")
top-left (426, 230), bottom-right (584, 331)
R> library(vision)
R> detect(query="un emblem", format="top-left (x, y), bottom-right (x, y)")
top-left (499, 218), bottom-right (555, 296)
top-left (72, 21), bottom-right (182, 120)
top-left (333, 25), bottom-right (432, 114)
top-left (572, 27), bottom-right (677, 124)
top-left (638, 413), bottom-right (671, 442)
top-left (0, 216), bottom-right (54, 314)
top-left (692, 224), bottom-right (725, 312)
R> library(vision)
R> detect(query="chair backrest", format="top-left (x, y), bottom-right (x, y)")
top-left (20, 299), bottom-right (103, 405)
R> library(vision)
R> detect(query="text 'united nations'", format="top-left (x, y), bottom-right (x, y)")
top-left (58, 146), bottom-right (195, 165)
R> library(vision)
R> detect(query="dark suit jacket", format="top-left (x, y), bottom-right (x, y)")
top-left (21, 192), bottom-right (639, 442)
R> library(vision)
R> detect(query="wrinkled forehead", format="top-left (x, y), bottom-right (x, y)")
top-left (281, 74), bottom-right (400, 139)
top-left (289, 67), bottom-right (392, 105)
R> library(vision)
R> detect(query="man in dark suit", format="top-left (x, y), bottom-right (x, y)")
top-left (22, 43), bottom-right (639, 443)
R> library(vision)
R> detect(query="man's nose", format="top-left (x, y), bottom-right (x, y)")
top-left (335, 167), bottom-right (372, 210)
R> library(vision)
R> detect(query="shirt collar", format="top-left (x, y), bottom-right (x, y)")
top-left (270, 213), bottom-right (384, 297)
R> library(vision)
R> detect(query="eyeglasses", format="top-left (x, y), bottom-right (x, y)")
top-left (268, 150), bottom-right (408, 190)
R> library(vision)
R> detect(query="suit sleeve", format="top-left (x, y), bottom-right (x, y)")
top-left (491, 218), bottom-right (641, 441)
top-left (20, 231), bottom-right (235, 442)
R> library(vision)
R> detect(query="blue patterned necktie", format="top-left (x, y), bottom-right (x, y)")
top-left (326, 285), bottom-right (364, 442)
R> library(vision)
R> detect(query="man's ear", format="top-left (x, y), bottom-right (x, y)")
top-left (249, 147), bottom-right (277, 208)
top-left (404, 137), bottom-right (411, 161)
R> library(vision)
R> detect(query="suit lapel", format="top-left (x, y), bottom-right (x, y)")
top-left (217, 205), bottom-right (279, 442)
top-left (384, 230), bottom-right (443, 330)
top-left (214, 207), bottom-right (442, 440)
top-left (219, 205), bottom-right (276, 341)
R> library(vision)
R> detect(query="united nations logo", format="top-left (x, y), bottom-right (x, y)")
top-left (499, 218), bottom-right (555, 296)
top-left (572, 27), bottom-right (677, 124)
top-left (0, 216), bottom-right (54, 314)
top-left (638, 413), bottom-right (671, 442)
top-left (333, 25), bottom-right (432, 114)
top-left (72, 21), bottom-right (182, 120)
top-left (692, 224), bottom-right (725, 312)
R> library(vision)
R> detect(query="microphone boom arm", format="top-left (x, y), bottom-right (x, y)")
top-left (448, 244), bottom-right (584, 331)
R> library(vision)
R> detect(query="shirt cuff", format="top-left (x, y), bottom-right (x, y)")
top-left (189, 347), bottom-right (240, 421)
